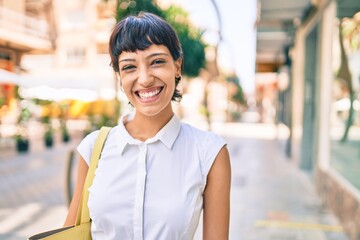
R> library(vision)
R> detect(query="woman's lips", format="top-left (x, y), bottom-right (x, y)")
top-left (135, 86), bottom-right (163, 102)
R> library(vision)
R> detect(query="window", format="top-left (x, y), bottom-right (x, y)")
top-left (330, 13), bottom-right (360, 190)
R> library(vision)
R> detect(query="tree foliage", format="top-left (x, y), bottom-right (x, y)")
top-left (113, 0), bottom-right (206, 77)
top-left (337, 17), bottom-right (360, 142)
top-left (164, 6), bottom-right (206, 77)
top-left (227, 75), bottom-right (246, 105)
top-left (114, 0), bottom-right (163, 21)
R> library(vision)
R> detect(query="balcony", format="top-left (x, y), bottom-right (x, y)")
top-left (0, 6), bottom-right (52, 53)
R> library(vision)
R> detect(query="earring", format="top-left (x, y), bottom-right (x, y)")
top-left (175, 75), bottom-right (182, 81)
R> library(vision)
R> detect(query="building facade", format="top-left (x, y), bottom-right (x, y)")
top-left (292, 1), bottom-right (360, 239)
top-left (257, 0), bottom-right (360, 239)
top-left (0, 0), bottom-right (52, 111)
top-left (21, 0), bottom-right (117, 98)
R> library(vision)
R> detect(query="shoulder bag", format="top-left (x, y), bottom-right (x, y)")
top-left (28, 126), bottom-right (112, 240)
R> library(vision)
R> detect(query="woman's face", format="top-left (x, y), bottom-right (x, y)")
top-left (118, 44), bottom-right (182, 117)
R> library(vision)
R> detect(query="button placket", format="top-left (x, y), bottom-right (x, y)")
top-left (133, 143), bottom-right (147, 240)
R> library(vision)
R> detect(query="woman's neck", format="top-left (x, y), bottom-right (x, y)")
top-left (125, 106), bottom-right (174, 141)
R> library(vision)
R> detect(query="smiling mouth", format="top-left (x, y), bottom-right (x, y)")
top-left (135, 87), bottom-right (164, 100)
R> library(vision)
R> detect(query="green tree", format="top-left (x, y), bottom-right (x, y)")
top-left (114, 0), bottom-right (163, 21)
top-left (338, 17), bottom-right (360, 142)
top-left (226, 75), bottom-right (246, 105)
top-left (163, 6), bottom-right (206, 77)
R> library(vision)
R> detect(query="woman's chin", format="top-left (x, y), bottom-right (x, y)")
top-left (134, 103), bottom-right (173, 118)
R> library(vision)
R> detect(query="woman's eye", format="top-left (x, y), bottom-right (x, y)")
top-left (152, 59), bottom-right (165, 65)
top-left (121, 65), bottom-right (135, 71)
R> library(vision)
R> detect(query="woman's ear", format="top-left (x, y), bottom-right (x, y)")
top-left (174, 58), bottom-right (183, 75)
top-left (115, 73), bottom-right (124, 91)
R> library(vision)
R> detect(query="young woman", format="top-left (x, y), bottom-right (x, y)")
top-left (64, 12), bottom-right (231, 240)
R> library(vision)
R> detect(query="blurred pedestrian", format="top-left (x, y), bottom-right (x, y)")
top-left (64, 12), bottom-right (231, 240)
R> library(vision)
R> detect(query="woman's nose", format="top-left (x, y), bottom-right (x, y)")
top-left (138, 69), bottom-right (154, 87)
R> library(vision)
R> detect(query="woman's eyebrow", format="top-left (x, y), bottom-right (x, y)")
top-left (147, 52), bottom-right (169, 58)
top-left (119, 58), bottom-right (135, 63)
top-left (119, 52), bottom-right (169, 63)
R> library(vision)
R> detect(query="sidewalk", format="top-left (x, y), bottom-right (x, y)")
top-left (0, 121), bottom-right (349, 240)
top-left (203, 122), bottom-right (348, 240)
top-left (0, 127), bottom-right (83, 240)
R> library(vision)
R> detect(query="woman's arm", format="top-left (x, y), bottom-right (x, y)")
top-left (63, 156), bottom-right (89, 227)
top-left (203, 146), bottom-right (231, 240)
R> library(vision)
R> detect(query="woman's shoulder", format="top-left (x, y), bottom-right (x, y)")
top-left (77, 129), bottom-right (99, 150)
top-left (77, 126), bottom-right (117, 165)
top-left (180, 122), bottom-right (225, 144)
top-left (84, 129), bottom-right (101, 140)
top-left (179, 122), bottom-right (227, 182)
top-left (82, 126), bottom-right (118, 143)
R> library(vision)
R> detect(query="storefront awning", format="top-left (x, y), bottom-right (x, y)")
top-left (256, 0), bottom-right (311, 68)
top-left (18, 67), bottom-right (118, 101)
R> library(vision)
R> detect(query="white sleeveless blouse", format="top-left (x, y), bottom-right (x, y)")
top-left (77, 114), bottom-right (226, 240)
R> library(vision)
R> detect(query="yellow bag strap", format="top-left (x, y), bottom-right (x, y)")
top-left (76, 126), bottom-right (112, 225)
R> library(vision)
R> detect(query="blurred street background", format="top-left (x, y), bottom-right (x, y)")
top-left (1, 0), bottom-right (360, 239)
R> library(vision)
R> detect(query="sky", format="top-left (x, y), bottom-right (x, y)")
top-left (164, 0), bottom-right (258, 93)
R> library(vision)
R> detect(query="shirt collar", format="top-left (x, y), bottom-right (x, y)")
top-left (115, 113), bottom-right (181, 155)
top-left (151, 114), bottom-right (181, 149)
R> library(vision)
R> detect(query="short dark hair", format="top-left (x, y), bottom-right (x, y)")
top-left (109, 12), bottom-right (183, 102)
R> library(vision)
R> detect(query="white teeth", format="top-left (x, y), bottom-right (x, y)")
top-left (138, 89), bottom-right (161, 99)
